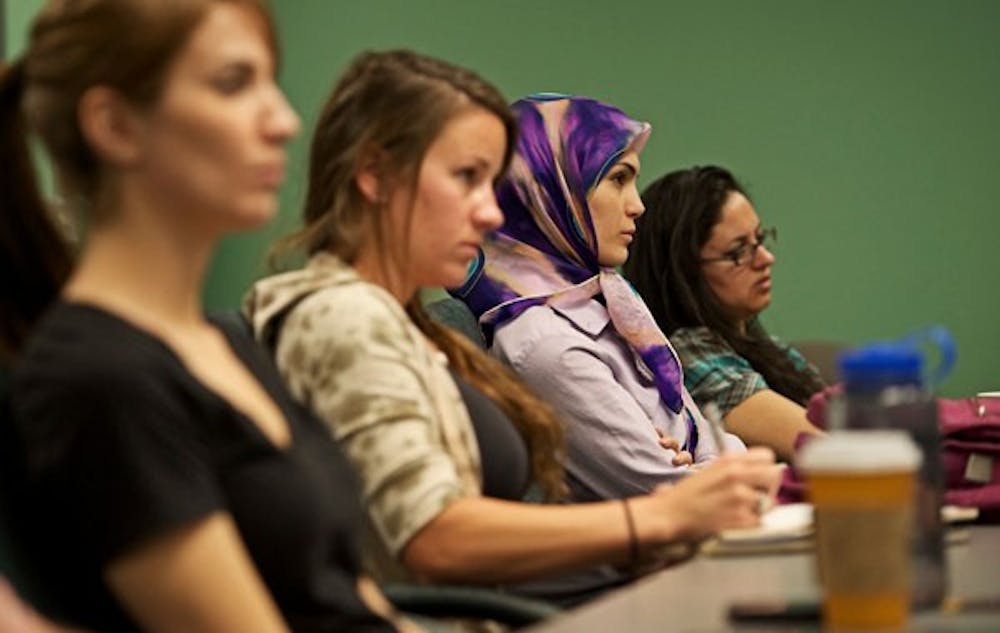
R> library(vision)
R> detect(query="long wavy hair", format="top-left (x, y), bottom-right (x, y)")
top-left (275, 50), bottom-right (567, 499)
top-left (623, 165), bottom-right (824, 405)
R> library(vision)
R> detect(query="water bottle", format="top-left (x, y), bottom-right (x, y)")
top-left (833, 327), bottom-right (955, 609)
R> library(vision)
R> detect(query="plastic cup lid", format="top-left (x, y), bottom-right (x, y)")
top-left (838, 343), bottom-right (922, 388)
top-left (797, 430), bottom-right (922, 473)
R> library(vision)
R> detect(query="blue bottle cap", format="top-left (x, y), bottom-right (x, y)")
top-left (838, 343), bottom-right (923, 392)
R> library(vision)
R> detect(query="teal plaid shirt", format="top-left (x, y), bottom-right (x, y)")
top-left (670, 326), bottom-right (818, 417)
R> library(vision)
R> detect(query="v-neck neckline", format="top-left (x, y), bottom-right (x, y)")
top-left (58, 301), bottom-right (298, 454)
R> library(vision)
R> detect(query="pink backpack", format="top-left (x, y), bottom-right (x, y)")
top-left (802, 386), bottom-right (1000, 520)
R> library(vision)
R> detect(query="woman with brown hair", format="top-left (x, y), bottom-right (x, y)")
top-left (622, 165), bottom-right (825, 460)
top-left (0, 1), bottom-right (405, 630)
top-left (246, 50), bottom-right (780, 604)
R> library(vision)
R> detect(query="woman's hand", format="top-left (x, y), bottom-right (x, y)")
top-left (655, 429), bottom-right (694, 466)
top-left (636, 447), bottom-right (780, 544)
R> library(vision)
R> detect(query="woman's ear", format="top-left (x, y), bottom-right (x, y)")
top-left (77, 86), bottom-right (143, 167)
top-left (354, 146), bottom-right (387, 204)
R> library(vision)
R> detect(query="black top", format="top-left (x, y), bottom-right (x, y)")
top-left (7, 302), bottom-right (393, 632)
top-left (449, 371), bottom-right (530, 500)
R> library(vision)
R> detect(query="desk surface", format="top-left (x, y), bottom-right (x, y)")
top-left (527, 526), bottom-right (1000, 632)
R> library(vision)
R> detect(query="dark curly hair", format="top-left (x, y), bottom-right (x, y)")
top-left (622, 165), bottom-right (824, 405)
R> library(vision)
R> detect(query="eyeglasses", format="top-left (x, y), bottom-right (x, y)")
top-left (699, 227), bottom-right (777, 267)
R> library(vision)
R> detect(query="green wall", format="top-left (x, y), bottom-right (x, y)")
top-left (8, 2), bottom-right (998, 396)
top-left (256, 0), bottom-right (999, 397)
top-left (3, 0), bottom-right (41, 58)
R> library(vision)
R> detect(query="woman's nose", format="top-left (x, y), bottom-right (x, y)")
top-left (265, 86), bottom-right (301, 141)
top-left (626, 185), bottom-right (645, 218)
top-left (475, 189), bottom-right (504, 231)
top-left (754, 243), bottom-right (776, 267)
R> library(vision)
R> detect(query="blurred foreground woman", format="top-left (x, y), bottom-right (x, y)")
top-left (0, 1), bottom-right (404, 630)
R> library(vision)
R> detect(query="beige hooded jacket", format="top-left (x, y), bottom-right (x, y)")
top-left (244, 252), bottom-right (482, 582)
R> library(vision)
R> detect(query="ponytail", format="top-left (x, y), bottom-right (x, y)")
top-left (0, 60), bottom-right (72, 364)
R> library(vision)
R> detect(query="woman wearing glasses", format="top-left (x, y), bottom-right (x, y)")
top-left (623, 165), bottom-right (824, 461)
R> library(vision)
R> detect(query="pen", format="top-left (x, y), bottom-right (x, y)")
top-left (700, 402), bottom-right (728, 454)
top-left (701, 401), bottom-right (774, 515)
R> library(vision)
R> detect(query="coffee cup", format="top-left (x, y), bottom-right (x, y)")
top-left (799, 430), bottom-right (922, 630)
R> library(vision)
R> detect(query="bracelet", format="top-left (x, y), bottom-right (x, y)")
top-left (622, 498), bottom-right (639, 571)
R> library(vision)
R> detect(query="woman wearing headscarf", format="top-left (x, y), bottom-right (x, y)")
top-left (247, 64), bottom-right (778, 606)
top-left (455, 95), bottom-right (747, 503)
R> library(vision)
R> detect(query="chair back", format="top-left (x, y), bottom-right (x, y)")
top-left (792, 339), bottom-right (847, 385)
top-left (210, 309), bottom-right (254, 339)
top-left (424, 297), bottom-right (486, 348)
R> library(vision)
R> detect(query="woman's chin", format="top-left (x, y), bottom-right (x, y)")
top-left (598, 253), bottom-right (629, 268)
top-left (430, 265), bottom-right (470, 291)
top-left (753, 297), bottom-right (772, 315)
top-left (226, 199), bottom-right (279, 232)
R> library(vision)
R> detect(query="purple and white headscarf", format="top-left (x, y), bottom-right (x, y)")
top-left (453, 94), bottom-right (686, 414)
